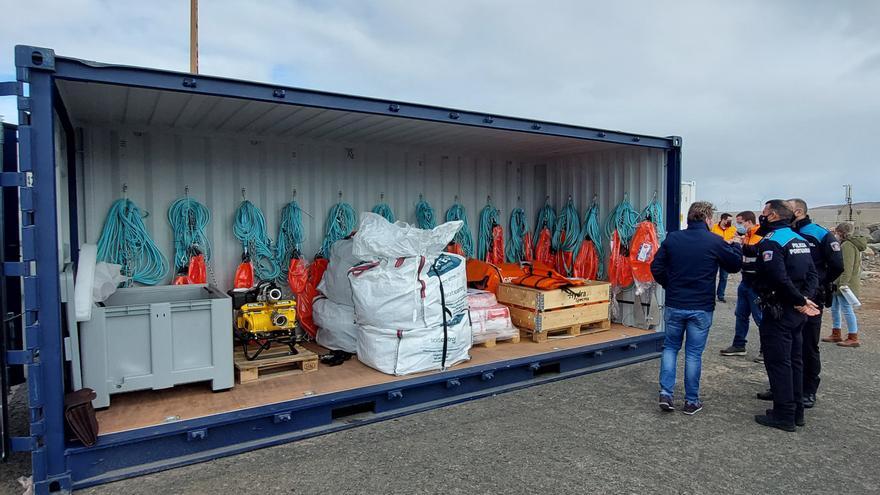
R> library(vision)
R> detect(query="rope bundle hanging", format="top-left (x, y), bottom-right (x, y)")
top-left (603, 194), bottom-right (640, 250)
top-left (167, 195), bottom-right (211, 285)
top-left (533, 199), bottom-right (556, 266)
top-left (445, 201), bottom-right (474, 257)
top-left (415, 196), bottom-right (436, 229)
top-left (97, 198), bottom-right (169, 285)
top-left (320, 201), bottom-right (357, 258)
top-left (573, 200), bottom-right (603, 280)
top-left (505, 206), bottom-right (533, 263)
top-left (477, 200), bottom-right (504, 265)
top-left (276, 198), bottom-right (306, 283)
top-left (552, 197), bottom-right (581, 276)
top-left (604, 194), bottom-right (640, 318)
top-left (233, 199), bottom-right (280, 283)
top-left (640, 194), bottom-right (665, 241)
top-left (371, 196), bottom-right (395, 223)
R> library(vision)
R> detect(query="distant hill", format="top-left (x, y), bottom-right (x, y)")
top-left (813, 202), bottom-right (880, 210)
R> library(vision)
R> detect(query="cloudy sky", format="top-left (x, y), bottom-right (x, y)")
top-left (1, 0), bottom-right (877, 211)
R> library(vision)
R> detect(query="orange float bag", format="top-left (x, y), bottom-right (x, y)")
top-left (534, 227), bottom-right (553, 266)
top-left (573, 240), bottom-right (599, 280)
top-left (608, 231), bottom-right (633, 289)
top-left (486, 225), bottom-right (505, 265)
top-left (629, 221), bottom-right (659, 295)
top-left (512, 265), bottom-right (586, 291)
top-left (467, 259), bottom-right (503, 293)
top-left (233, 258), bottom-right (254, 289)
top-left (446, 242), bottom-right (465, 257)
top-left (522, 232), bottom-right (534, 262)
top-left (296, 258), bottom-right (328, 338)
top-left (188, 254), bottom-right (207, 284)
top-left (287, 257), bottom-right (309, 294)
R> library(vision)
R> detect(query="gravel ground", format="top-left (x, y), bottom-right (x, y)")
top-left (3, 274), bottom-right (879, 494)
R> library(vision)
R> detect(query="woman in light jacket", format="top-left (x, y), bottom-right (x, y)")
top-left (822, 222), bottom-right (867, 348)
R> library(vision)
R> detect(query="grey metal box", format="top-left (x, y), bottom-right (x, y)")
top-left (76, 284), bottom-right (234, 408)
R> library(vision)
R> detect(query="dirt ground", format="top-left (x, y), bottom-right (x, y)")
top-left (2, 275), bottom-right (879, 494)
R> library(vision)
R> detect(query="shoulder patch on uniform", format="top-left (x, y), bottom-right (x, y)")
top-left (764, 231), bottom-right (774, 239)
top-left (831, 241), bottom-right (841, 251)
top-left (763, 250), bottom-right (773, 261)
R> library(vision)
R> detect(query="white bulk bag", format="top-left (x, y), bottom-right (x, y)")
top-left (313, 297), bottom-right (358, 354)
top-left (353, 212), bottom-right (462, 259)
top-left (357, 311), bottom-right (472, 375)
top-left (348, 253), bottom-right (467, 330)
top-left (317, 238), bottom-right (361, 306)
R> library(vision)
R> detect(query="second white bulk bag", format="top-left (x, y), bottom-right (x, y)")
top-left (356, 311), bottom-right (472, 376)
top-left (317, 238), bottom-right (361, 306)
top-left (313, 297), bottom-right (358, 354)
top-left (352, 212), bottom-right (462, 259)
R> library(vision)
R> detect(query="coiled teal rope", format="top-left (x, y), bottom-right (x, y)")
top-left (167, 196), bottom-right (211, 272)
top-left (534, 200), bottom-right (556, 246)
top-left (641, 195), bottom-right (665, 241)
top-left (97, 198), bottom-right (168, 285)
top-left (506, 207), bottom-right (529, 263)
top-left (477, 202), bottom-right (501, 261)
top-left (320, 202), bottom-right (357, 257)
top-left (234, 200), bottom-right (280, 281)
top-left (372, 202), bottom-right (396, 223)
top-left (276, 200), bottom-right (305, 279)
top-left (582, 201), bottom-right (606, 280)
top-left (445, 202), bottom-right (474, 257)
top-left (553, 198), bottom-right (581, 254)
top-left (604, 194), bottom-right (640, 249)
top-left (415, 197), bottom-right (436, 229)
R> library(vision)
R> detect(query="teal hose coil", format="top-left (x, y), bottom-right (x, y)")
top-left (582, 201), bottom-right (606, 280)
top-left (534, 200), bottom-right (556, 247)
top-left (96, 198), bottom-right (169, 285)
top-left (604, 194), bottom-right (640, 249)
top-left (275, 200), bottom-right (306, 279)
top-left (415, 197), bottom-right (436, 229)
top-left (234, 200), bottom-right (280, 281)
top-left (477, 202), bottom-right (501, 261)
top-left (320, 202), bottom-right (357, 258)
top-left (506, 207), bottom-right (529, 263)
top-left (445, 202), bottom-right (474, 257)
top-left (552, 197), bottom-right (581, 274)
top-left (372, 202), bottom-right (396, 223)
top-left (641, 195), bottom-right (665, 241)
top-left (167, 196), bottom-right (211, 272)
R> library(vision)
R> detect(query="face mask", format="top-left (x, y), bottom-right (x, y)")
top-left (735, 223), bottom-right (747, 235)
top-left (758, 215), bottom-right (769, 227)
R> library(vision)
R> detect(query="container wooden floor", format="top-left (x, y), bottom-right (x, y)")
top-left (96, 325), bottom-right (653, 434)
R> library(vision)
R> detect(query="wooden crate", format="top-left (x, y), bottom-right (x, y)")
top-left (496, 281), bottom-right (610, 311)
top-left (509, 300), bottom-right (609, 331)
top-left (473, 332), bottom-right (521, 348)
top-left (234, 344), bottom-right (319, 384)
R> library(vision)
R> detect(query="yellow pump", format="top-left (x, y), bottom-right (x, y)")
top-left (237, 299), bottom-right (297, 333)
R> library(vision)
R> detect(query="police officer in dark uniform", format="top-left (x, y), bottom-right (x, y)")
top-left (752, 200), bottom-right (819, 432)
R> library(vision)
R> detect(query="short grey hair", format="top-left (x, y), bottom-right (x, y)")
top-left (788, 198), bottom-right (808, 214)
top-left (686, 201), bottom-right (715, 223)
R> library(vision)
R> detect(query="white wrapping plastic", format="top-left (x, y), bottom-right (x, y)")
top-left (349, 253), bottom-right (467, 330)
top-left (467, 289), bottom-right (498, 309)
top-left (74, 243), bottom-right (98, 322)
top-left (317, 239), bottom-right (361, 306)
top-left (357, 311), bottom-right (472, 375)
top-left (469, 304), bottom-right (519, 344)
top-left (314, 297), bottom-right (359, 353)
top-left (352, 212), bottom-right (462, 259)
top-left (91, 262), bottom-right (129, 303)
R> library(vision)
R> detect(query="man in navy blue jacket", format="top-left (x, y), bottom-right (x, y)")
top-left (651, 201), bottom-right (743, 415)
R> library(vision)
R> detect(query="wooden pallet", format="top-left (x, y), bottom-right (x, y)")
top-left (520, 319), bottom-right (611, 343)
top-left (474, 332), bottom-right (521, 348)
top-left (234, 344), bottom-right (319, 384)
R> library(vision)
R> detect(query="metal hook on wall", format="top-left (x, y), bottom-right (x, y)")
top-left (241, 188), bottom-right (247, 201)
top-left (122, 183), bottom-right (128, 199)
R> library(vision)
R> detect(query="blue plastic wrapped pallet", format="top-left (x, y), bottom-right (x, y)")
top-left (1, 45), bottom-right (682, 493)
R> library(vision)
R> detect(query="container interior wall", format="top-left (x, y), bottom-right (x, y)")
top-left (72, 124), bottom-right (666, 295)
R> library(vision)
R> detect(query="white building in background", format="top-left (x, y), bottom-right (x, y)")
top-left (680, 181), bottom-right (697, 229)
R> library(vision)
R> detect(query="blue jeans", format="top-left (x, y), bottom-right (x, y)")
top-left (717, 268), bottom-right (729, 300)
top-left (659, 307), bottom-right (714, 404)
top-left (831, 293), bottom-right (858, 334)
top-left (733, 282), bottom-right (762, 348)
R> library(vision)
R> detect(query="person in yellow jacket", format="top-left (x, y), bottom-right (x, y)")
top-left (711, 213), bottom-right (736, 302)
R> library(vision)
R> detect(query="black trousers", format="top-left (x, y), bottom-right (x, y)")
top-left (802, 307), bottom-right (823, 396)
top-left (759, 307), bottom-right (807, 423)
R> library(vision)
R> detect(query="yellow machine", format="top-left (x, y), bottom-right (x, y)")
top-left (231, 282), bottom-right (299, 360)
top-left (237, 299), bottom-right (297, 332)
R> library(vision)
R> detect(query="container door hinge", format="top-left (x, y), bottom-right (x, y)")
top-left (6, 349), bottom-right (35, 365)
top-left (10, 435), bottom-right (38, 452)
top-left (2, 261), bottom-right (33, 277)
top-left (0, 171), bottom-right (33, 188)
top-left (186, 429), bottom-right (208, 442)
top-left (0, 81), bottom-right (21, 97)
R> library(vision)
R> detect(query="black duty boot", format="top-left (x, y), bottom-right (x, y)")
top-left (802, 393), bottom-right (816, 409)
top-left (756, 389), bottom-right (773, 401)
top-left (755, 414), bottom-right (796, 432)
top-left (766, 409), bottom-right (805, 427)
